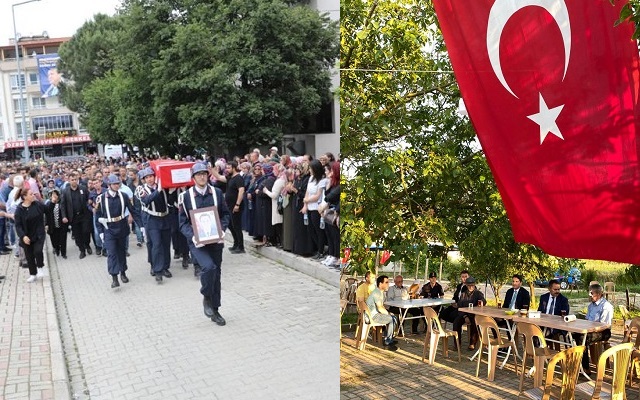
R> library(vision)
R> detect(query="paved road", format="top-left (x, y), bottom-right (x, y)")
top-left (50, 237), bottom-right (338, 400)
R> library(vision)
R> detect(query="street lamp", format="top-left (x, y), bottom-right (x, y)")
top-left (12, 0), bottom-right (41, 164)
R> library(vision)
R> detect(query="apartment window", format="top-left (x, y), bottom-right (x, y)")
top-left (31, 97), bottom-right (46, 109)
top-left (32, 115), bottom-right (74, 132)
top-left (16, 122), bottom-right (25, 139)
top-left (29, 73), bottom-right (38, 85)
top-left (13, 98), bottom-right (26, 113)
top-left (10, 74), bottom-right (25, 90)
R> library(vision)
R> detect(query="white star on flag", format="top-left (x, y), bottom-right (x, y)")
top-left (527, 93), bottom-right (565, 144)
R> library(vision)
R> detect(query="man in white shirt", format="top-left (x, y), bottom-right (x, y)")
top-left (386, 275), bottom-right (421, 335)
top-left (573, 284), bottom-right (613, 375)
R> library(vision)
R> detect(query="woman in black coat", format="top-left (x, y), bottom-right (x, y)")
top-left (292, 161), bottom-right (314, 256)
top-left (14, 187), bottom-right (47, 282)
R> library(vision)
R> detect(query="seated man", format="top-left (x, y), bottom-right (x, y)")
top-left (355, 271), bottom-right (376, 303)
top-left (387, 275), bottom-right (421, 335)
top-left (451, 276), bottom-right (485, 350)
top-left (366, 275), bottom-right (399, 351)
top-left (573, 284), bottom-right (613, 375)
top-left (537, 279), bottom-right (570, 344)
top-left (440, 269), bottom-right (469, 324)
top-left (420, 272), bottom-right (444, 313)
top-left (502, 274), bottom-right (530, 310)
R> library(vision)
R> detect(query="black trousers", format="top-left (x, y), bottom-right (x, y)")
top-left (307, 210), bottom-right (325, 255)
top-left (453, 312), bottom-right (479, 346)
top-left (48, 226), bottom-right (67, 257)
top-left (325, 222), bottom-right (339, 258)
top-left (573, 329), bottom-right (612, 373)
top-left (23, 237), bottom-right (45, 275)
top-left (229, 209), bottom-right (244, 250)
top-left (71, 214), bottom-right (91, 252)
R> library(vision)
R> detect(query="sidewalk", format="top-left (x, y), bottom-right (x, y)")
top-left (1, 230), bottom-right (338, 400)
top-left (0, 249), bottom-right (68, 400)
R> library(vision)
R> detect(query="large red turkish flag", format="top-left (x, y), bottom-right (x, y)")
top-left (434, 0), bottom-right (640, 264)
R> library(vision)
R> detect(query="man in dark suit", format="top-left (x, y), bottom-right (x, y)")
top-left (537, 279), bottom-right (570, 344)
top-left (440, 269), bottom-right (469, 323)
top-left (538, 279), bottom-right (570, 316)
top-left (502, 274), bottom-right (530, 310)
top-left (60, 172), bottom-right (92, 259)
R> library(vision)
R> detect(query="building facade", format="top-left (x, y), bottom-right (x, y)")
top-left (0, 35), bottom-right (92, 160)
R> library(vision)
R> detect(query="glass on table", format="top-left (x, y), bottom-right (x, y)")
top-left (560, 310), bottom-right (567, 317)
top-left (468, 302), bottom-right (474, 308)
top-left (478, 300), bottom-right (483, 307)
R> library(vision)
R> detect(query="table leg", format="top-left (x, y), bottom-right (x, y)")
top-left (397, 308), bottom-right (409, 337)
top-left (577, 333), bottom-right (592, 380)
top-left (499, 320), bottom-right (520, 369)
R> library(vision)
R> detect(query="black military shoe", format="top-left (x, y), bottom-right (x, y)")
top-left (111, 275), bottom-right (120, 288)
top-left (173, 252), bottom-right (180, 259)
top-left (86, 247), bottom-right (93, 255)
top-left (79, 252), bottom-right (86, 259)
top-left (120, 273), bottom-right (129, 283)
top-left (149, 268), bottom-right (155, 276)
top-left (162, 270), bottom-right (172, 278)
top-left (211, 310), bottom-right (226, 326)
top-left (182, 257), bottom-right (189, 269)
top-left (202, 297), bottom-right (214, 318)
top-left (155, 275), bottom-right (163, 283)
top-left (193, 264), bottom-right (201, 278)
top-left (95, 247), bottom-right (102, 257)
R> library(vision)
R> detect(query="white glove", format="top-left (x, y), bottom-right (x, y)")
top-left (97, 217), bottom-right (109, 230)
top-left (192, 236), bottom-right (205, 248)
top-left (99, 233), bottom-right (104, 242)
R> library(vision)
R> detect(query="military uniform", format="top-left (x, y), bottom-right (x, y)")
top-left (138, 181), bottom-right (172, 281)
top-left (178, 183), bottom-right (230, 323)
top-left (95, 185), bottom-right (136, 287)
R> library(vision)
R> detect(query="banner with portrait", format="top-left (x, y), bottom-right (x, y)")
top-left (37, 54), bottom-right (62, 98)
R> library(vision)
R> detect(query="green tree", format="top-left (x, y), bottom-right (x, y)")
top-left (341, 0), bottom-right (567, 292)
top-left (58, 0), bottom-right (338, 155)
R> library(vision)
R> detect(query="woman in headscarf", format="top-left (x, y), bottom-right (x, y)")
top-left (246, 163), bottom-right (264, 238)
top-left (263, 163), bottom-right (287, 248)
top-left (253, 163), bottom-right (275, 246)
top-left (292, 159), bottom-right (314, 256)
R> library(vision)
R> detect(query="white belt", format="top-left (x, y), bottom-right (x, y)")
top-left (105, 215), bottom-right (125, 223)
top-left (145, 209), bottom-right (168, 217)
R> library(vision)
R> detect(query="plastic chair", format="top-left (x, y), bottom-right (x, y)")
top-left (517, 322), bottom-right (558, 392)
top-left (620, 305), bottom-right (632, 337)
top-left (625, 317), bottom-right (640, 390)
top-left (422, 306), bottom-right (460, 364)
top-left (575, 343), bottom-right (633, 400)
top-left (475, 315), bottom-right (519, 381)
top-left (519, 346), bottom-right (586, 400)
top-left (408, 283), bottom-right (420, 299)
top-left (340, 299), bottom-right (348, 349)
top-left (355, 299), bottom-right (385, 351)
top-left (603, 281), bottom-right (615, 302)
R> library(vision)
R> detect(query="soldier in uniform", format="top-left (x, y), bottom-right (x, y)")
top-left (178, 162), bottom-right (231, 326)
top-left (95, 174), bottom-right (136, 288)
top-left (137, 167), bottom-right (172, 283)
top-left (168, 186), bottom-right (190, 269)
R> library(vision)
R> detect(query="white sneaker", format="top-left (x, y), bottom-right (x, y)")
top-left (322, 256), bottom-right (335, 265)
top-left (26, 275), bottom-right (36, 283)
top-left (36, 268), bottom-right (46, 278)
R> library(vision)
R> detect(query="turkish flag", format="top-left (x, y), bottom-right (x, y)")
top-left (434, 0), bottom-right (640, 264)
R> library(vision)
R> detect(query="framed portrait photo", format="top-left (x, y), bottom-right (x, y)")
top-left (189, 206), bottom-right (224, 245)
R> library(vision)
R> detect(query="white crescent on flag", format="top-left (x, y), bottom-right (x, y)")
top-left (487, 0), bottom-right (571, 98)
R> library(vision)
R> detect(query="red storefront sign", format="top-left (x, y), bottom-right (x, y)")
top-left (3, 135), bottom-right (92, 149)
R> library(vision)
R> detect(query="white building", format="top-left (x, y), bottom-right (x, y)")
top-left (0, 35), bottom-right (91, 160)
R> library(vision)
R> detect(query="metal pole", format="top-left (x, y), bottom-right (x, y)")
top-left (12, 0), bottom-right (41, 164)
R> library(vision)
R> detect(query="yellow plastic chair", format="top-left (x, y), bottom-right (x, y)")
top-left (340, 299), bottom-right (348, 349)
top-left (519, 346), bottom-right (586, 400)
top-left (408, 283), bottom-right (420, 299)
top-left (517, 322), bottom-right (558, 392)
top-left (625, 317), bottom-right (640, 391)
top-left (355, 299), bottom-right (385, 351)
top-left (422, 306), bottom-right (460, 364)
top-left (475, 314), bottom-right (518, 381)
top-left (603, 282), bottom-right (615, 302)
top-left (620, 305), bottom-right (632, 337)
top-left (575, 342), bottom-right (633, 400)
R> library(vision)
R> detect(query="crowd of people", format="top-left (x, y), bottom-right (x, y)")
top-left (0, 147), bottom-right (340, 326)
top-left (356, 270), bottom-right (613, 374)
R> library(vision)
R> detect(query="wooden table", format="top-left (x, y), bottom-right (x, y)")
top-left (384, 298), bottom-right (455, 337)
top-left (463, 306), bottom-right (610, 382)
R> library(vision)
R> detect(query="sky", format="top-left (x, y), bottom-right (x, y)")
top-left (0, 0), bottom-right (121, 46)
